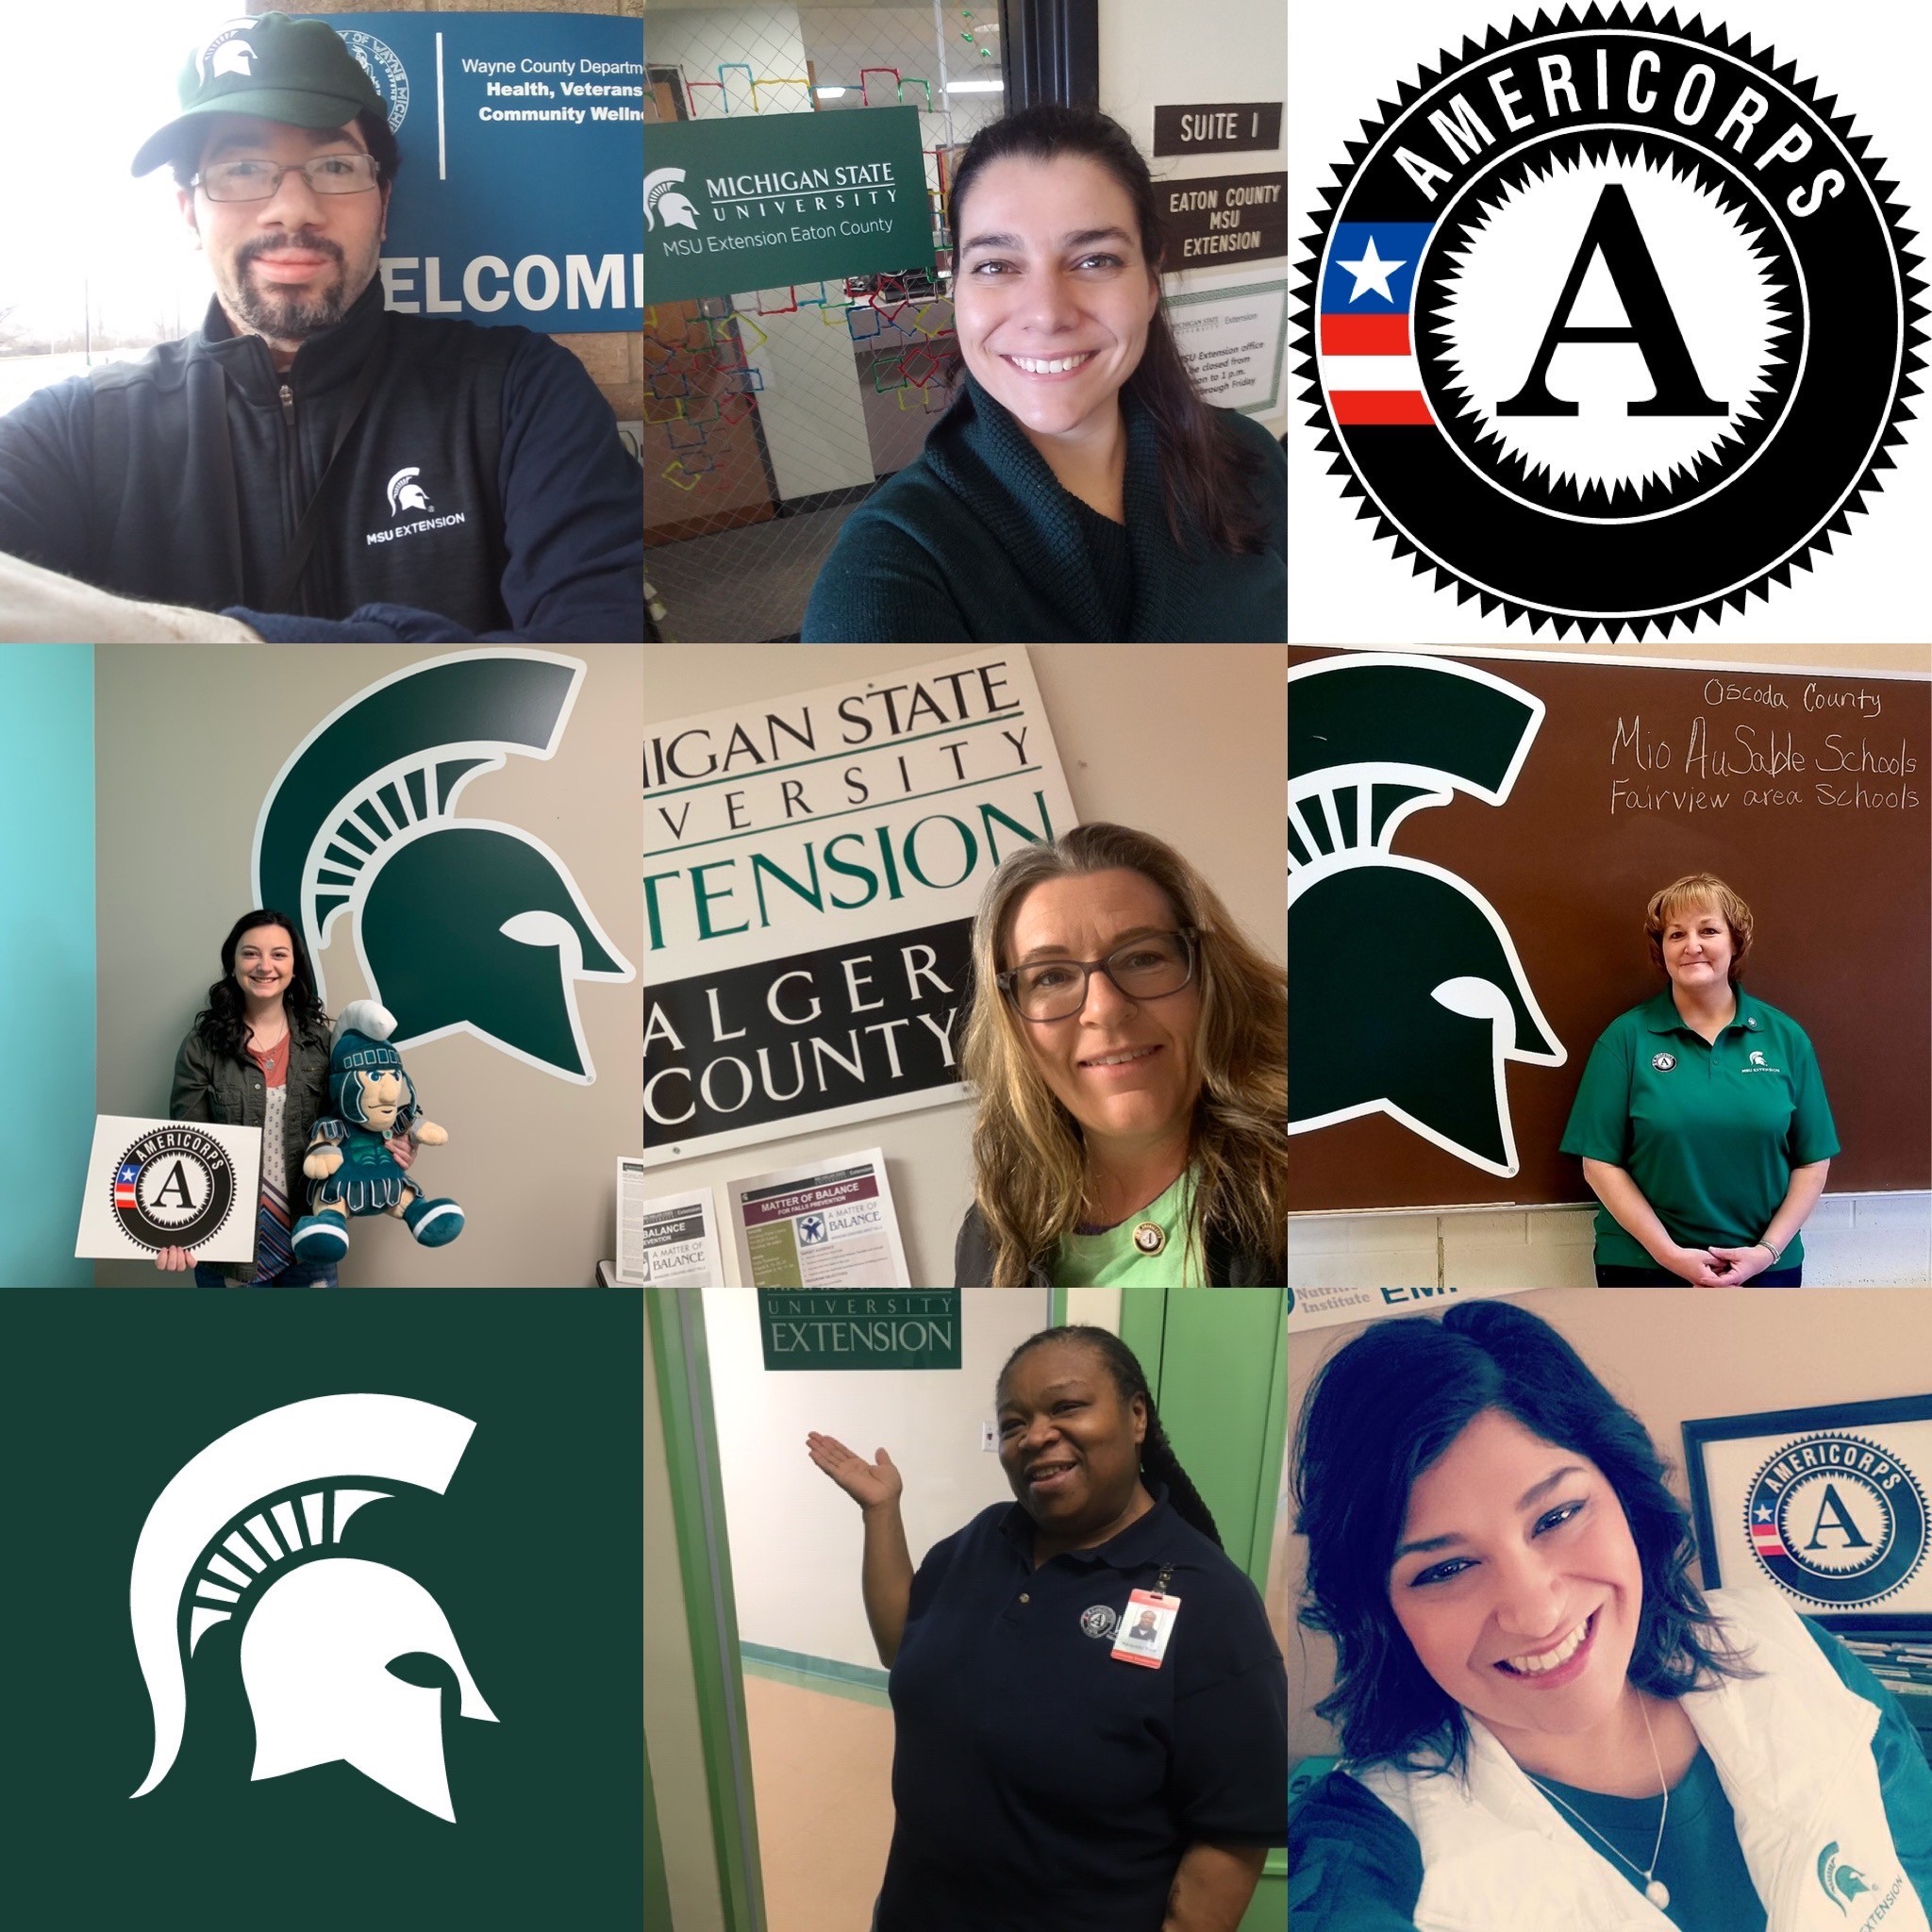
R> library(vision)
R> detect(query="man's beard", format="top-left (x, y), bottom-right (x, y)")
top-left (225, 231), bottom-right (364, 341)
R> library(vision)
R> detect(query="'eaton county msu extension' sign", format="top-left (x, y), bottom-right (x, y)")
top-left (757, 1291), bottom-right (962, 1371)
top-left (324, 12), bottom-right (642, 331)
top-left (643, 107), bottom-right (935, 305)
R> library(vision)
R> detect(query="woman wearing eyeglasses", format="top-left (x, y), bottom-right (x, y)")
top-left (953, 823), bottom-right (1287, 1286)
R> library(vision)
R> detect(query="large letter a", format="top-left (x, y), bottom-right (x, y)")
top-left (1496, 184), bottom-right (1728, 417)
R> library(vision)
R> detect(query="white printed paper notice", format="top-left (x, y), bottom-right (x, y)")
top-left (615, 1158), bottom-right (723, 1285)
top-left (727, 1147), bottom-right (910, 1289)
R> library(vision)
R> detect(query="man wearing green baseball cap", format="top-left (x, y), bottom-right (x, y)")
top-left (0, 13), bottom-right (643, 642)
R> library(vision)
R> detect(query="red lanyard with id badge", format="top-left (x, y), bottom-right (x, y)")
top-left (1111, 1561), bottom-right (1181, 1669)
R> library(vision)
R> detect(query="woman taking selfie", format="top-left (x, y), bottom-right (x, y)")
top-left (954, 822), bottom-right (1286, 1286)
top-left (1289, 1300), bottom-right (1932, 1929)
top-left (803, 105), bottom-right (1286, 642)
top-left (809, 1324), bottom-right (1287, 1931)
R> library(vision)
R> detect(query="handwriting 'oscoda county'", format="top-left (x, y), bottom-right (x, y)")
top-left (1296, 7), bottom-right (1925, 637)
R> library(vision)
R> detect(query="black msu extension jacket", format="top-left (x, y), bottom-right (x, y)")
top-left (0, 281), bottom-right (643, 641)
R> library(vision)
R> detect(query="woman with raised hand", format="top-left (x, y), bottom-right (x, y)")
top-left (1289, 1299), bottom-right (1932, 1929)
top-left (808, 1323), bottom-right (1287, 1931)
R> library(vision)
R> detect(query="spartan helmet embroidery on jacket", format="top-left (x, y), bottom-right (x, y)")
top-left (252, 651), bottom-right (634, 1082)
top-left (128, 1393), bottom-right (497, 1823)
top-left (1289, 655), bottom-right (1566, 1176)
top-left (386, 467), bottom-right (432, 518)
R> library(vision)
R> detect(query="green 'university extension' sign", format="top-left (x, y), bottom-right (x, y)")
top-left (643, 106), bottom-right (936, 304)
top-left (758, 1291), bottom-right (962, 1371)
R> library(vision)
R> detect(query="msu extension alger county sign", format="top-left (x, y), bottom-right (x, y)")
top-left (644, 107), bottom-right (936, 305)
top-left (1297, 7), bottom-right (1924, 639)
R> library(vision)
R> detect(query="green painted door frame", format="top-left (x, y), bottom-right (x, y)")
top-left (646, 1289), bottom-right (767, 1932)
top-left (1116, 1288), bottom-right (1291, 1932)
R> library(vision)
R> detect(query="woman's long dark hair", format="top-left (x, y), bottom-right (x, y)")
top-left (944, 104), bottom-right (1272, 558)
top-left (192, 909), bottom-right (329, 1065)
top-left (1294, 1300), bottom-right (1754, 1774)
top-left (999, 1324), bottom-right (1223, 1546)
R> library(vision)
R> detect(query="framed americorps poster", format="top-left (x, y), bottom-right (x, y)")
top-left (641, 647), bottom-right (1077, 1165)
top-left (1683, 1394), bottom-right (1932, 1631)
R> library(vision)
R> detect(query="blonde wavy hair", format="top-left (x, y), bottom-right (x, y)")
top-left (1644, 873), bottom-right (1755, 984)
top-left (959, 823), bottom-right (1287, 1286)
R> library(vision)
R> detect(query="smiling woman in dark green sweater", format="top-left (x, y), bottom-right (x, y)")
top-left (803, 107), bottom-right (1286, 643)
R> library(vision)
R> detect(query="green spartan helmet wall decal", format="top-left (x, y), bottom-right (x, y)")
top-left (252, 652), bottom-right (635, 1083)
top-left (1289, 655), bottom-right (1566, 1177)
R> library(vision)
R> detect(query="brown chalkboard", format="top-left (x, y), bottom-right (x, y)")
top-left (1288, 650), bottom-right (1931, 1210)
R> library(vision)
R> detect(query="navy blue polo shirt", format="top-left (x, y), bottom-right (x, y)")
top-left (875, 1486), bottom-right (1289, 1932)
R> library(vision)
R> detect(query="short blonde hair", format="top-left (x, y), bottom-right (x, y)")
top-left (1644, 874), bottom-right (1754, 983)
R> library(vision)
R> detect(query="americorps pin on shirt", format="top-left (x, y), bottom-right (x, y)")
top-left (1297, 8), bottom-right (1924, 640)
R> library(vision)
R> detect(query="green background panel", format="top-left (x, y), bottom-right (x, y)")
top-left (0, 1291), bottom-right (642, 1928)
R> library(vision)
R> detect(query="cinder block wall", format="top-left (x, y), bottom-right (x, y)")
top-left (258, 0), bottom-right (644, 425)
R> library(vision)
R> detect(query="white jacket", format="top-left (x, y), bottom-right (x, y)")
top-left (1353, 1585), bottom-right (1930, 1932)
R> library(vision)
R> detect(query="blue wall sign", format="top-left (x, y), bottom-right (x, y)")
top-left (323, 12), bottom-right (643, 333)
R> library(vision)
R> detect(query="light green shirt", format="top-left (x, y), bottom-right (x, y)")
top-left (1051, 1171), bottom-right (1208, 1287)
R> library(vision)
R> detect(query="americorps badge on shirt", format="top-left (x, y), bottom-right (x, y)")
top-left (1110, 1589), bottom-right (1181, 1668)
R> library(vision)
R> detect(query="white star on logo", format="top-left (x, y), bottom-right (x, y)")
top-left (1337, 236), bottom-right (1407, 304)
top-left (1756, 1505), bottom-right (1774, 1522)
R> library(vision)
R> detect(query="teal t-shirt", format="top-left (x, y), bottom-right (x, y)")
top-left (1287, 1622), bottom-right (1932, 1932)
top-left (1559, 989), bottom-right (1840, 1269)
top-left (1051, 1171), bottom-right (1208, 1287)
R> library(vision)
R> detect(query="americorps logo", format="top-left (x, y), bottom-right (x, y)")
top-left (1296, 6), bottom-right (1925, 639)
top-left (250, 651), bottom-right (635, 1083)
top-left (1289, 654), bottom-right (1566, 1175)
top-left (1744, 1430), bottom-right (1929, 1608)
top-left (129, 1394), bottom-right (495, 1823)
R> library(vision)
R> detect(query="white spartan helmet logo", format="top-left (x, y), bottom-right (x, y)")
top-left (645, 167), bottom-right (699, 231)
top-left (387, 466), bottom-right (432, 518)
top-left (129, 1393), bottom-right (498, 1822)
top-left (198, 23), bottom-right (258, 81)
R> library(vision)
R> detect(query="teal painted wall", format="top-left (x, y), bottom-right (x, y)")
top-left (0, 646), bottom-right (94, 1288)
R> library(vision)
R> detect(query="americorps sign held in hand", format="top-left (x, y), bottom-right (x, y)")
top-left (643, 106), bottom-right (934, 306)
top-left (322, 12), bottom-right (642, 332)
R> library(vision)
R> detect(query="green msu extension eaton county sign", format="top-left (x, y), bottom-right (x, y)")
top-left (758, 1292), bottom-right (962, 1371)
top-left (644, 106), bottom-right (936, 304)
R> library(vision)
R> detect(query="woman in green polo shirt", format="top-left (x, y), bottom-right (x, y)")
top-left (951, 823), bottom-right (1286, 1286)
top-left (1560, 874), bottom-right (1838, 1286)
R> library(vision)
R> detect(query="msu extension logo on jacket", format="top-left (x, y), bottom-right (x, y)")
top-left (0, 280), bottom-right (644, 643)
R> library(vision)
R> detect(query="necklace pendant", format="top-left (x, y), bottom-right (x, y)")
top-left (1644, 1879), bottom-right (1670, 1909)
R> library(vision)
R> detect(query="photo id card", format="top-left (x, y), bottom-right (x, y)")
top-left (1110, 1588), bottom-right (1181, 1669)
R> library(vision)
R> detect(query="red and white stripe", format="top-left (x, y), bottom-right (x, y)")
top-left (1751, 1522), bottom-right (1787, 1557)
top-left (1320, 312), bottom-right (1431, 426)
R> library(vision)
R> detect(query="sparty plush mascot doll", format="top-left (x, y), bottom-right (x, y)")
top-left (291, 1000), bottom-right (464, 1263)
